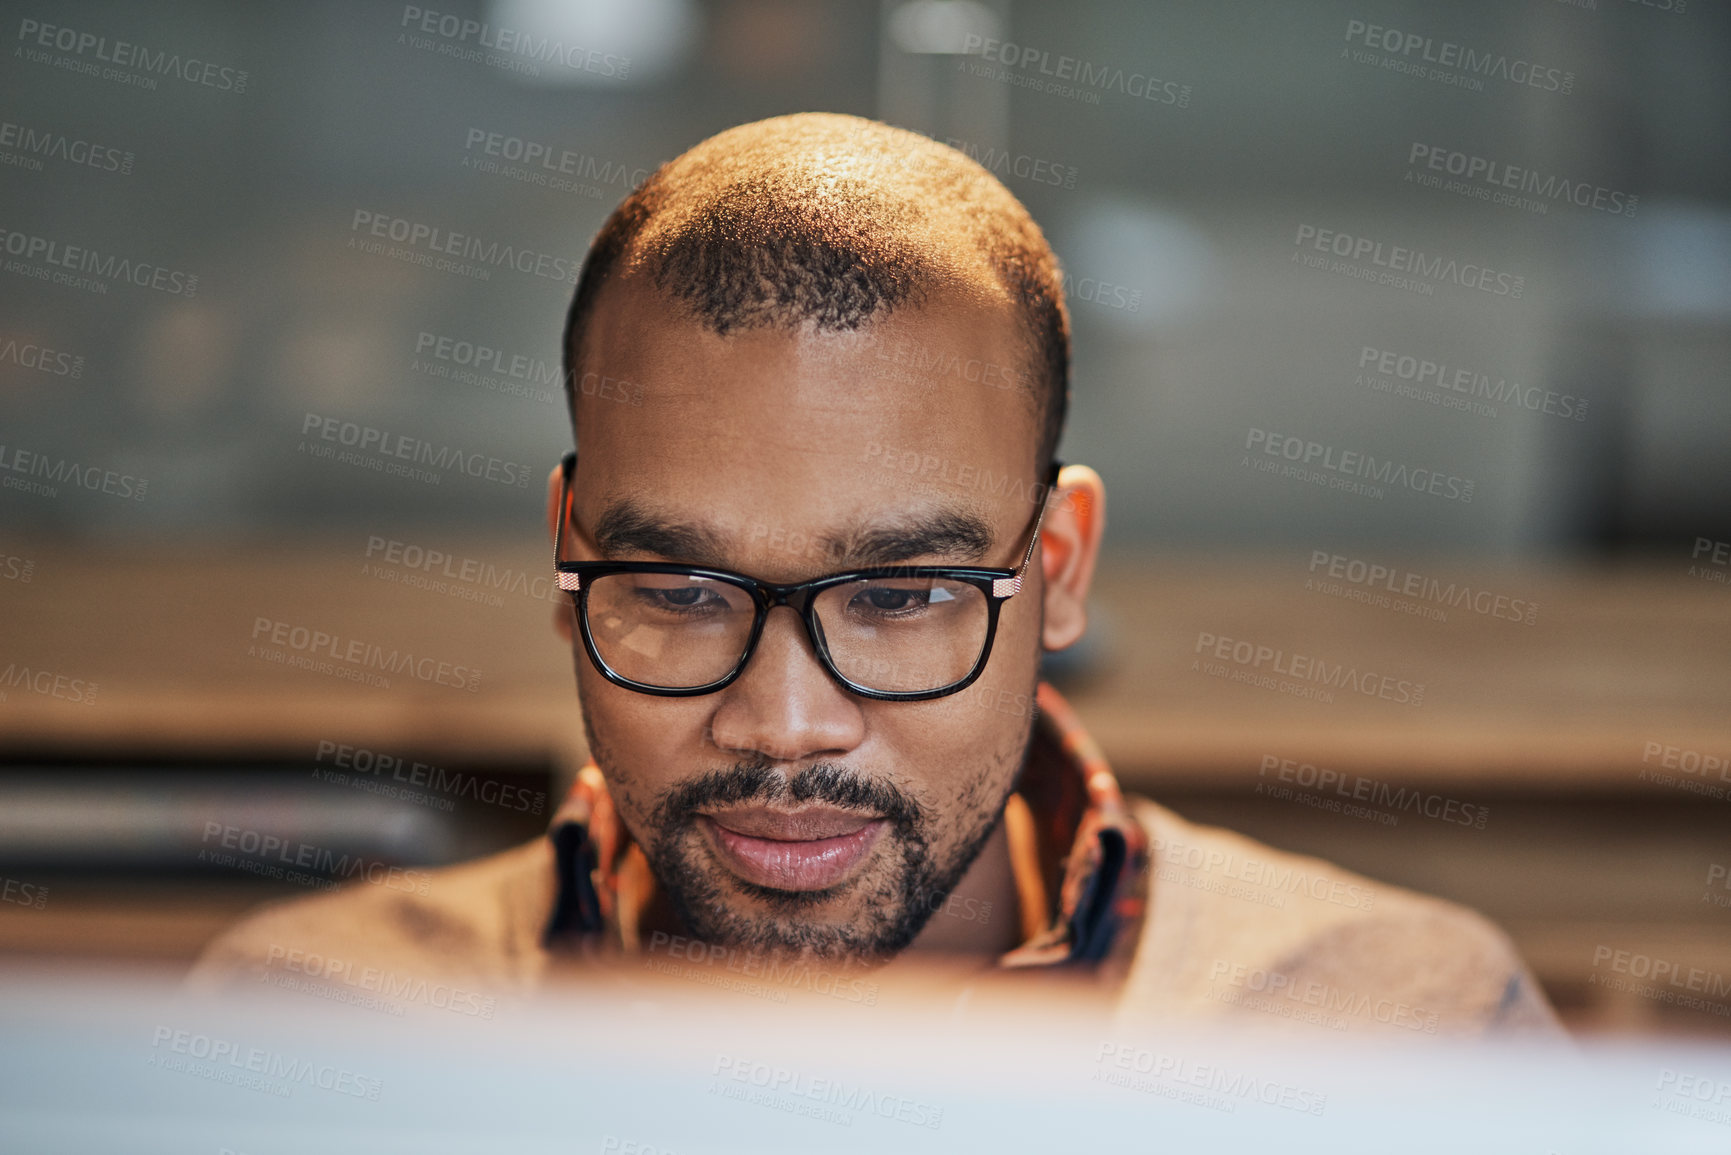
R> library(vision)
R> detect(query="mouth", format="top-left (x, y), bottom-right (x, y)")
top-left (697, 805), bottom-right (890, 893)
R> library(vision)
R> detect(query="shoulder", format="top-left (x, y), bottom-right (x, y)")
top-left (1119, 798), bottom-right (1561, 1038)
top-left (184, 838), bottom-right (556, 991)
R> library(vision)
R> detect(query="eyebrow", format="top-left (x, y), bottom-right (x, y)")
top-left (827, 513), bottom-right (995, 567)
top-left (592, 501), bottom-right (732, 564)
top-left (591, 500), bottom-right (997, 569)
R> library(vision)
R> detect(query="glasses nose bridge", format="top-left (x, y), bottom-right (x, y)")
top-left (758, 580), bottom-right (817, 614)
top-left (755, 582), bottom-right (826, 654)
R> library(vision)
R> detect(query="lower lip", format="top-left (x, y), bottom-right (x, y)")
top-left (701, 817), bottom-right (888, 892)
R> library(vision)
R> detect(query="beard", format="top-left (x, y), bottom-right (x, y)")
top-left (634, 758), bottom-right (1003, 963)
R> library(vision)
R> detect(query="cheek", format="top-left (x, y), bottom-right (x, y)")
top-left (957, 602), bottom-right (1042, 738)
top-left (884, 691), bottom-right (1032, 833)
top-left (880, 596), bottom-right (1040, 771)
top-left (996, 578), bottom-right (1046, 664)
top-left (575, 665), bottom-right (712, 809)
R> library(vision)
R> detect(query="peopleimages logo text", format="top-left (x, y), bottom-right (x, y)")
top-left (250, 617), bottom-right (482, 692)
top-left (1357, 346), bottom-right (1586, 420)
top-left (462, 129), bottom-right (648, 189)
top-left (0, 119), bottom-right (133, 174)
top-left (1258, 754), bottom-right (1489, 829)
top-left (1195, 630), bottom-right (1425, 708)
top-left (1407, 143), bottom-right (1636, 217)
top-left (363, 535), bottom-right (563, 607)
top-left (0, 663), bottom-right (98, 706)
top-left (414, 331), bottom-right (564, 390)
top-left (299, 413), bottom-right (532, 488)
top-left (349, 210), bottom-right (579, 284)
top-left (399, 6), bottom-right (629, 78)
top-left (0, 443), bottom-right (147, 501)
top-left (961, 33), bottom-right (1191, 106)
top-left (1293, 224), bottom-right (1524, 298)
top-left (0, 338), bottom-right (83, 378)
top-left (150, 1026), bottom-right (381, 1099)
top-left (315, 739), bottom-right (546, 815)
top-left (16, 18), bottom-right (250, 92)
top-left (943, 137), bottom-right (1078, 190)
top-left (1343, 19), bottom-right (1574, 93)
top-left (1246, 428), bottom-right (1475, 503)
top-left (1307, 550), bottom-right (1538, 625)
top-left (0, 227), bottom-right (198, 295)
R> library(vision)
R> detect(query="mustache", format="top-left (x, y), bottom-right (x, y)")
top-left (651, 760), bottom-right (928, 833)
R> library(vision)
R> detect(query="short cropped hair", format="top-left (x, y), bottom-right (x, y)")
top-left (560, 112), bottom-right (1070, 471)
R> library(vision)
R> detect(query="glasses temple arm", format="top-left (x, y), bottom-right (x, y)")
top-left (995, 462), bottom-right (1063, 599)
top-left (554, 451), bottom-right (581, 590)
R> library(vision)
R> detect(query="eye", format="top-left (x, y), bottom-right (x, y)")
top-left (862, 587), bottom-right (923, 612)
top-left (849, 583), bottom-right (956, 617)
top-left (631, 581), bottom-right (732, 615)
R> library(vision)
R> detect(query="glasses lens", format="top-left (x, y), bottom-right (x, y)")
top-left (583, 571), bottom-right (756, 689)
top-left (814, 576), bottom-right (990, 694)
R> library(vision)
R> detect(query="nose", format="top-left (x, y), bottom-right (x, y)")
top-left (705, 605), bottom-right (865, 763)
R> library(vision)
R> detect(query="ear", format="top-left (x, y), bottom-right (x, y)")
top-left (546, 462), bottom-right (574, 644)
top-left (1037, 465), bottom-right (1106, 652)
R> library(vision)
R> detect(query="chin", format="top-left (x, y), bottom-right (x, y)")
top-left (668, 861), bottom-right (929, 964)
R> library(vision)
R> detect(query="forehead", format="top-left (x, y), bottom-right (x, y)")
top-left (571, 280), bottom-right (1042, 565)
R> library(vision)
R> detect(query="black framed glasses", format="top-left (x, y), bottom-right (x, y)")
top-left (552, 451), bottom-right (1062, 701)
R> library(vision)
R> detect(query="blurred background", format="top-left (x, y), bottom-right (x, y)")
top-left (1, 0), bottom-right (1728, 1037)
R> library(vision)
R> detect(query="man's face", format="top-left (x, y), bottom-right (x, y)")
top-left (562, 279), bottom-right (1049, 962)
